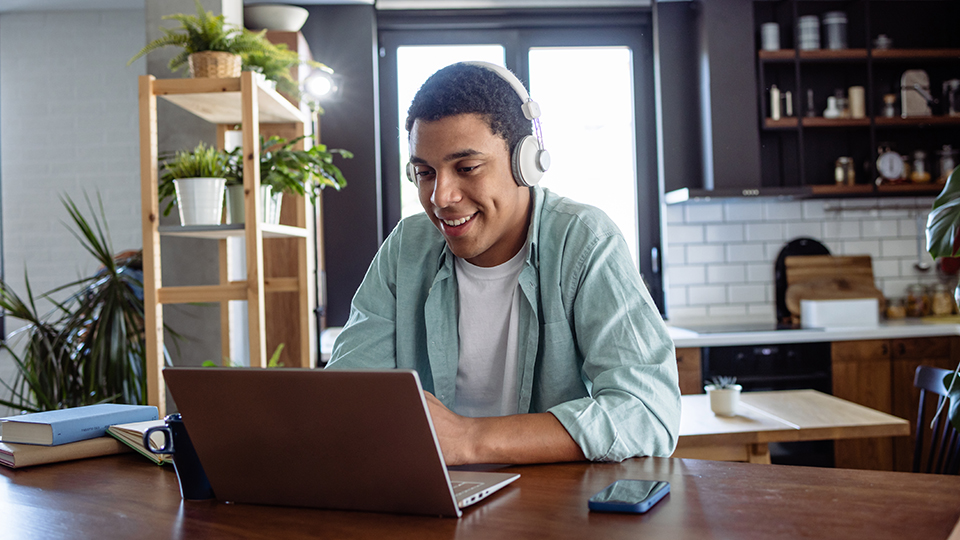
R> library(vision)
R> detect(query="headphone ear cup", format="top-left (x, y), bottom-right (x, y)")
top-left (511, 135), bottom-right (548, 186)
top-left (405, 162), bottom-right (417, 183)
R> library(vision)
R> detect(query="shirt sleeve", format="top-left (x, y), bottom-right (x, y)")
top-left (547, 232), bottom-right (681, 462)
top-left (325, 228), bottom-right (401, 370)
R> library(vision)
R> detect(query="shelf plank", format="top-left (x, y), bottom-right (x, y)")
top-left (760, 49), bottom-right (960, 62)
top-left (802, 117), bottom-right (871, 128)
top-left (877, 183), bottom-right (945, 195)
top-left (153, 76), bottom-right (305, 124)
top-left (764, 117), bottom-right (798, 129)
top-left (159, 283), bottom-right (247, 304)
top-left (158, 223), bottom-right (308, 239)
top-left (809, 184), bottom-right (875, 196)
top-left (874, 116), bottom-right (960, 127)
top-left (872, 49), bottom-right (960, 61)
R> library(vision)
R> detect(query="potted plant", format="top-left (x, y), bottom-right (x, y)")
top-left (704, 376), bottom-right (742, 417)
top-left (0, 194), bottom-right (171, 412)
top-left (223, 134), bottom-right (351, 224)
top-left (159, 142), bottom-right (230, 226)
top-left (925, 164), bottom-right (960, 430)
top-left (128, 0), bottom-right (272, 79)
top-left (242, 39), bottom-right (331, 102)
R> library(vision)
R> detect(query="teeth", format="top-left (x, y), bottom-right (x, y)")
top-left (442, 215), bottom-right (472, 227)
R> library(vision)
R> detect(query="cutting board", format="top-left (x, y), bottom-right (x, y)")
top-left (784, 255), bottom-right (885, 321)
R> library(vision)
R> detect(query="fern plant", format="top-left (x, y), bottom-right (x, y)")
top-left (128, 0), bottom-right (270, 74)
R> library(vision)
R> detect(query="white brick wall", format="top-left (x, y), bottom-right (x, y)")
top-left (0, 9), bottom-right (145, 415)
top-left (664, 196), bottom-right (941, 323)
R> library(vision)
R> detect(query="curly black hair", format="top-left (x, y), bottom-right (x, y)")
top-left (404, 63), bottom-right (532, 152)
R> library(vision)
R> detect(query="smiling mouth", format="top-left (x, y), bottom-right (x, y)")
top-left (441, 213), bottom-right (475, 227)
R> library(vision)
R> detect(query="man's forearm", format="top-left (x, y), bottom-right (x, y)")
top-left (467, 412), bottom-right (587, 464)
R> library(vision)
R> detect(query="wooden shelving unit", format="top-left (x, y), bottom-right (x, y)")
top-left (139, 72), bottom-right (313, 415)
top-left (754, 0), bottom-right (960, 196)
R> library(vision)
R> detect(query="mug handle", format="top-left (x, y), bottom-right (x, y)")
top-left (144, 425), bottom-right (175, 455)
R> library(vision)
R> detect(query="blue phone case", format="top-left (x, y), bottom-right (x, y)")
top-left (588, 480), bottom-right (670, 513)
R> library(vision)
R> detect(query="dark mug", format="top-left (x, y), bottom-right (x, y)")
top-left (144, 413), bottom-right (215, 500)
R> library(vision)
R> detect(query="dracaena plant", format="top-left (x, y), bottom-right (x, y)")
top-left (0, 193), bottom-right (174, 413)
top-left (925, 164), bottom-right (960, 430)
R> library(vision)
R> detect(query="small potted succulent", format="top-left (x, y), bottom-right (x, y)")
top-left (223, 134), bottom-right (351, 224)
top-left (704, 376), bottom-right (742, 417)
top-left (159, 142), bottom-right (230, 226)
top-left (128, 0), bottom-right (272, 79)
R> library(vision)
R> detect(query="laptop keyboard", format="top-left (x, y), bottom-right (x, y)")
top-left (451, 481), bottom-right (484, 497)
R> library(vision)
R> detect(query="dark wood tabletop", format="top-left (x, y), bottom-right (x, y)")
top-left (2, 453), bottom-right (959, 540)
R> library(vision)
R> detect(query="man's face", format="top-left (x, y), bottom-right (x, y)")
top-left (409, 113), bottom-right (531, 267)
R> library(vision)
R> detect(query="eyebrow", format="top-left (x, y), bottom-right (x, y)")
top-left (410, 149), bottom-right (484, 165)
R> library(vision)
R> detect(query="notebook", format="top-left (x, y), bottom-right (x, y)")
top-left (162, 367), bottom-right (519, 517)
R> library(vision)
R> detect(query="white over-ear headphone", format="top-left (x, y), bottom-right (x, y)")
top-left (406, 61), bottom-right (551, 187)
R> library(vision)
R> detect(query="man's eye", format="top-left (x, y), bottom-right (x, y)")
top-left (416, 169), bottom-right (435, 179)
top-left (459, 165), bottom-right (478, 174)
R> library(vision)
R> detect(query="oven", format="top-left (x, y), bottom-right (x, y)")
top-left (700, 341), bottom-right (834, 467)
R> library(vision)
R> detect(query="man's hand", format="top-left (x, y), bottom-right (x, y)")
top-left (424, 392), bottom-right (587, 466)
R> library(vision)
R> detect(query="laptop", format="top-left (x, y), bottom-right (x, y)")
top-left (162, 367), bottom-right (519, 517)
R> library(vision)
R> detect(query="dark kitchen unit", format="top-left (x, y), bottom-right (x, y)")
top-left (700, 339), bottom-right (833, 467)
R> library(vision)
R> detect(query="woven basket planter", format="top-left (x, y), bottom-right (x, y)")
top-left (188, 51), bottom-right (242, 78)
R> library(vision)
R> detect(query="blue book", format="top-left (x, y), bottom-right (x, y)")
top-left (0, 404), bottom-right (159, 446)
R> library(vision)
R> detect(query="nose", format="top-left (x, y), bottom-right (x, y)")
top-left (430, 170), bottom-right (462, 208)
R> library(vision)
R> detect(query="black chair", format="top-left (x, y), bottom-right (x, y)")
top-left (913, 365), bottom-right (960, 474)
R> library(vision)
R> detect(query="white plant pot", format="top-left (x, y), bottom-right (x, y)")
top-left (174, 177), bottom-right (226, 226)
top-left (224, 184), bottom-right (283, 225)
top-left (705, 384), bottom-right (742, 416)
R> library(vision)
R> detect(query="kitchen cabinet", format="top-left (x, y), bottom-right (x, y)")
top-left (676, 348), bottom-right (703, 395)
top-left (831, 336), bottom-right (959, 471)
top-left (755, 0), bottom-right (960, 197)
top-left (139, 72), bottom-right (314, 415)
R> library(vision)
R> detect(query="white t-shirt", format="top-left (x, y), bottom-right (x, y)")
top-left (452, 245), bottom-right (527, 418)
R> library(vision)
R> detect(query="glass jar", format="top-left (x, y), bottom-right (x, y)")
top-left (885, 298), bottom-right (906, 319)
top-left (911, 150), bottom-right (931, 183)
top-left (906, 284), bottom-right (928, 317)
top-left (938, 144), bottom-right (958, 183)
top-left (931, 284), bottom-right (955, 316)
top-left (882, 94), bottom-right (897, 117)
top-left (835, 157), bottom-right (855, 185)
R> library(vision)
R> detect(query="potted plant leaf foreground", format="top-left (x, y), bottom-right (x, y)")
top-left (925, 164), bottom-right (960, 430)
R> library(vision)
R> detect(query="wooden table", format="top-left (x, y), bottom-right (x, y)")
top-left (1, 453), bottom-right (959, 539)
top-left (674, 389), bottom-right (911, 464)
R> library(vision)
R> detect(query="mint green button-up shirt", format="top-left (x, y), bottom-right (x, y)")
top-left (327, 187), bottom-right (680, 461)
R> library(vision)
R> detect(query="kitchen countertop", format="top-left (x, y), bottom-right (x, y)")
top-left (668, 318), bottom-right (960, 348)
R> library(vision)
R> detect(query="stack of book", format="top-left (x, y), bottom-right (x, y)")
top-left (0, 403), bottom-right (160, 468)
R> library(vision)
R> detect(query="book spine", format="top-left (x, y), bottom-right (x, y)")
top-left (0, 437), bottom-right (129, 468)
top-left (52, 408), bottom-right (159, 446)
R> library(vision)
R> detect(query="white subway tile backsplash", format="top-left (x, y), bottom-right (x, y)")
top-left (684, 202), bottom-right (725, 223)
top-left (667, 306), bottom-right (708, 320)
top-left (666, 245), bottom-right (686, 266)
top-left (728, 284), bottom-right (766, 303)
top-left (881, 238), bottom-right (917, 258)
top-left (667, 224), bottom-right (705, 244)
top-left (664, 195), bottom-right (942, 319)
top-left (822, 220), bottom-right (860, 239)
top-left (686, 285), bottom-right (728, 305)
top-left (665, 204), bottom-right (685, 224)
top-left (705, 223), bottom-right (744, 243)
top-left (861, 219), bottom-right (898, 238)
top-left (707, 264), bottom-right (747, 284)
top-left (841, 240), bottom-right (881, 259)
top-left (783, 221), bottom-right (823, 241)
top-left (669, 265), bottom-right (707, 285)
top-left (727, 243), bottom-right (766, 263)
top-left (744, 222), bottom-right (784, 242)
top-left (764, 200), bottom-right (801, 220)
top-left (872, 259), bottom-right (901, 278)
top-left (724, 200), bottom-right (765, 222)
top-left (801, 200), bottom-right (828, 220)
top-left (686, 244), bottom-right (725, 264)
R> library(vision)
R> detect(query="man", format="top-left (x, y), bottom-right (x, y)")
top-left (327, 62), bottom-right (679, 465)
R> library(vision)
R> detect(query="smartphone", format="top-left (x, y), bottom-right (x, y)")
top-left (588, 479), bottom-right (670, 514)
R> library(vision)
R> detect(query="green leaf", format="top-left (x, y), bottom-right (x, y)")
top-left (927, 165), bottom-right (960, 259)
top-left (944, 368), bottom-right (960, 432)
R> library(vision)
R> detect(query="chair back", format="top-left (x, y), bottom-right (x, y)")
top-left (913, 365), bottom-right (960, 474)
